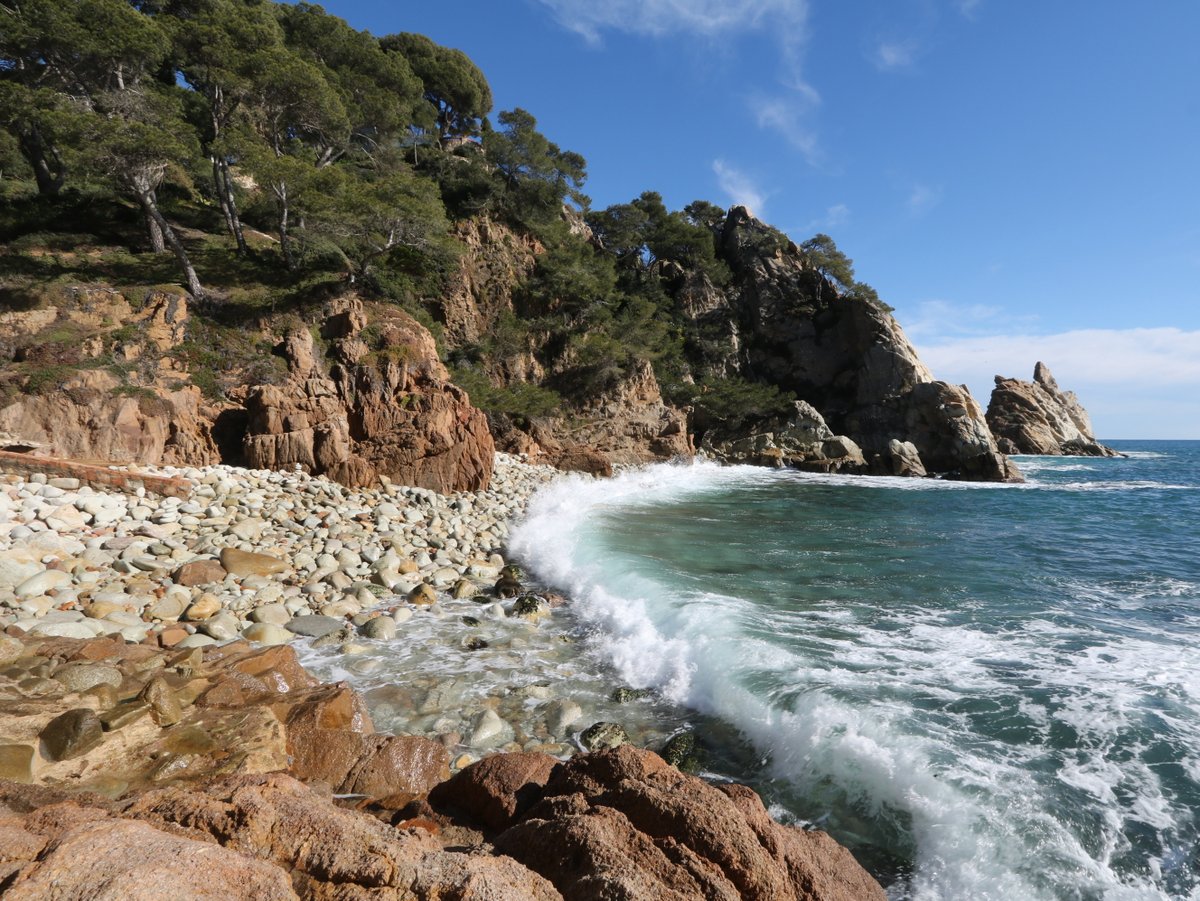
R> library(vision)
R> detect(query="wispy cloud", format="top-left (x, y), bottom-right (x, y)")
top-left (824, 203), bottom-right (850, 227)
top-left (712, 160), bottom-right (767, 215)
top-left (533, 0), bottom-right (822, 164)
top-left (750, 94), bottom-right (820, 163)
top-left (873, 39), bottom-right (919, 70)
top-left (955, 0), bottom-right (983, 20)
top-left (907, 183), bottom-right (942, 214)
top-left (532, 0), bottom-right (807, 43)
top-left (918, 327), bottom-right (1200, 388)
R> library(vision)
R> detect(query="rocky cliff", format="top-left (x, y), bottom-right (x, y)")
top-left (986, 362), bottom-right (1119, 457)
top-left (0, 289), bottom-right (217, 467)
top-left (687, 208), bottom-right (1020, 481)
top-left (0, 289), bottom-right (494, 493)
top-left (238, 297), bottom-right (495, 492)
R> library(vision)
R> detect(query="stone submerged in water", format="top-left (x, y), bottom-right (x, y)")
top-left (40, 708), bottom-right (103, 761)
top-left (660, 731), bottom-right (703, 773)
top-left (579, 721), bottom-right (629, 751)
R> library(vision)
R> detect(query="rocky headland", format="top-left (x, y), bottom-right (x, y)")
top-left (986, 362), bottom-right (1120, 457)
top-left (0, 449), bottom-right (885, 898)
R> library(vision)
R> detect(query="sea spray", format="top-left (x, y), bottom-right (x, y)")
top-left (509, 444), bottom-right (1200, 900)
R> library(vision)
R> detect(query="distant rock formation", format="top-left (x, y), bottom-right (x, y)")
top-left (687, 207), bottom-right (1021, 481)
top-left (986, 362), bottom-right (1119, 457)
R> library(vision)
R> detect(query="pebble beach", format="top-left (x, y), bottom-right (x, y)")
top-left (0, 452), bottom-right (689, 772)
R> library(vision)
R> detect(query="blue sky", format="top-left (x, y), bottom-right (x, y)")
top-left (327, 0), bottom-right (1198, 439)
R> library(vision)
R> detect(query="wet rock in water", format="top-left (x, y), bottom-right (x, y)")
top-left (461, 616), bottom-right (480, 626)
top-left (579, 721), bottom-right (629, 751)
top-left (286, 615), bottom-right (343, 638)
top-left (542, 700), bottom-right (582, 738)
top-left (463, 636), bottom-right (489, 652)
top-left (40, 708), bottom-right (103, 761)
top-left (499, 564), bottom-right (523, 581)
top-left (52, 662), bottom-right (122, 694)
top-left (471, 594), bottom-right (493, 605)
top-left (358, 616), bottom-right (396, 641)
top-left (469, 709), bottom-right (514, 749)
top-left (310, 625), bottom-right (353, 649)
top-left (450, 579), bottom-right (476, 599)
top-left (408, 583), bottom-right (438, 606)
top-left (610, 687), bottom-right (651, 704)
top-left (660, 731), bottom-right (703, 773)
top-left (139, 676), bottom-right (183, 727)
top-left (494, 576), bottom-right (521, 598)
top-left (512, 595), bottom-right (550, 621)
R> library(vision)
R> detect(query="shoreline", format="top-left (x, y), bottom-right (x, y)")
top-left (0, 452), bottom-right (701, 772)
top-left (0, 451), bottom-right (888, 897)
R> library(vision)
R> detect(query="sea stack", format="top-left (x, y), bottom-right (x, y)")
top-left (985, 362), bottom-right (1120, 456)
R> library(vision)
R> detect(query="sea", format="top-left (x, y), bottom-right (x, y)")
top-left (507, 440), bottom-right (1200, 901)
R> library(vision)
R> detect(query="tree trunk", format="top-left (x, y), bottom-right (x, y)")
top-left (18, 126), bottom-right (65, 196)
top-left (276, 183), bottom-right (294, 271)
top-left (213, 158), bottom-right (248, 254)
top-left (145, 204), bottom-right (166, 252)
top-left (137, 190), bottom-right (203, 299)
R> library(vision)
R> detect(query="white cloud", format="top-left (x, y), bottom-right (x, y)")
top-left (712, 160), bottom-right (766, 216)
top-left (917, 327), bottom-right (1200, 388)
top-left (873, 40), bottom-right (918, 70)
top-left (907, 183), bottom-right (942, 213)
top-left (532, 0), bottom-right (807, 43)
top-left (911, 326), bottom-right (1200, 438)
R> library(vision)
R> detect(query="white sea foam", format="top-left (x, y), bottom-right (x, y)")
top-left (510, 461), bottom-right (1200, 901)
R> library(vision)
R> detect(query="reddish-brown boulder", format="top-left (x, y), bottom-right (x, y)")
top-left (492, 746), bottom-right (885, 901)
top-left (2, 811), bottom-right (297, 900)
top-left (173, 558), bottom-right (227, 587)
top-left (430, 751), bottom-right (559, 831)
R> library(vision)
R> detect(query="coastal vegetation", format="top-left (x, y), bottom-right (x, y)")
top-left (0, 0), bottom-right (884, 433)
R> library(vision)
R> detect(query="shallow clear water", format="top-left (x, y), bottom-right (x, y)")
top-left (509, 441), bottom-right (1200, 900)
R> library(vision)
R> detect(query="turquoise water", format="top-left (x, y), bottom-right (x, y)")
top-left (509, 441), bottom-right (1200, 900)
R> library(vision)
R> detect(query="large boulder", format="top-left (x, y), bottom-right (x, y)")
top-left (703, 400), bottom-right (866, 473)
top-left (488, 746), bottom-right (886, 901)
top-left (986, 362), bottom-right (1120, 456)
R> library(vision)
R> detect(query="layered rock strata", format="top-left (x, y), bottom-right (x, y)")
top-left (986, 362), bottom-right (1120, 457)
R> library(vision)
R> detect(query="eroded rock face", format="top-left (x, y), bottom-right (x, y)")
top-left (0, 289), bottom-right (217, 467)
top-left (239, 297), bottom-right (495, 492)
top-left (986, 362), bottom-right (1120, 457)
top-left (690, 207), bottom-right (1020, 481)
top-left (540, 360), bottom-right (692, 466)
